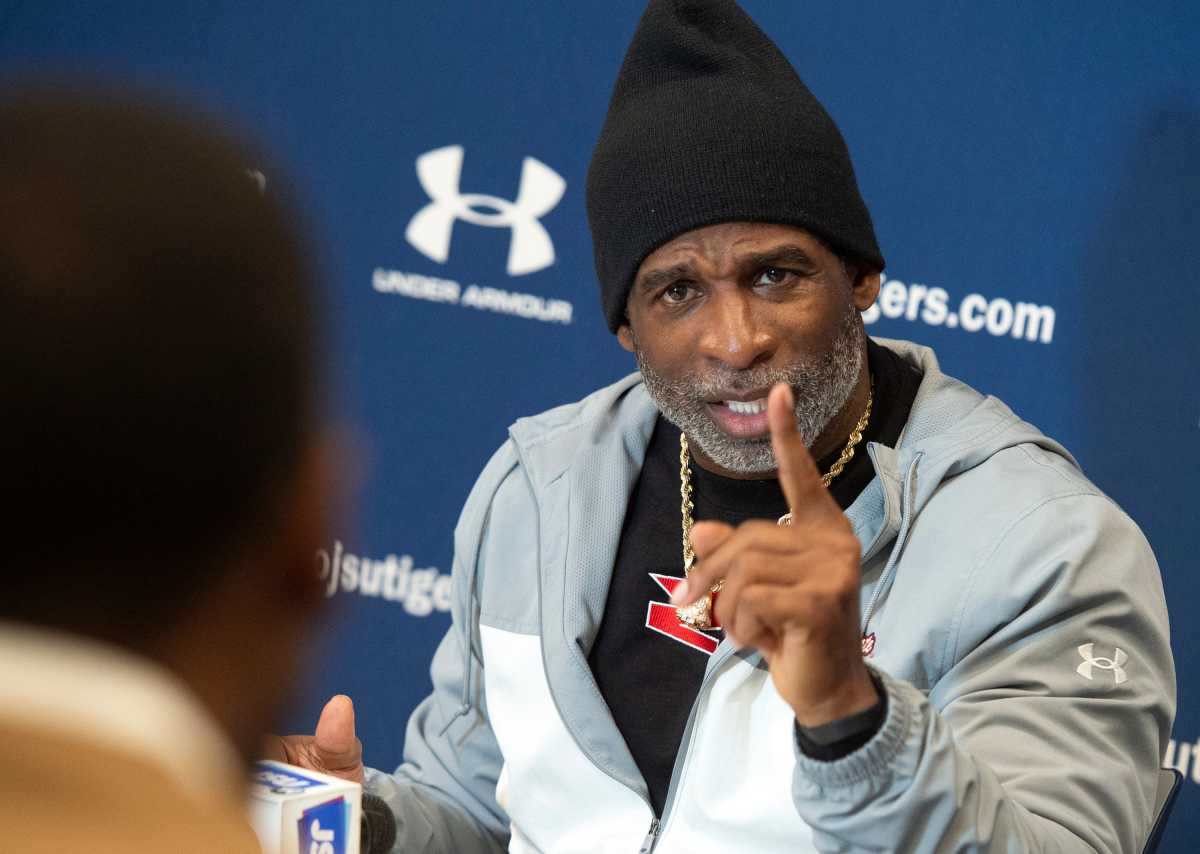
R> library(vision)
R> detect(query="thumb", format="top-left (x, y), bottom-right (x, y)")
top-left (670, 520), bottom-right (735, 606)
top-left (689, 520), bottom-right (735, 558)
top-left (314, 694), bottom-right (358, 763)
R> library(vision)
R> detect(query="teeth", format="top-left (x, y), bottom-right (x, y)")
top-left (724, 398), bottom-right (766, 415)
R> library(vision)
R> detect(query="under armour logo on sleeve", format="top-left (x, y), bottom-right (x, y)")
top-left (406, 145), bottom-right (566, 276)
top-left (1076, 643), bottom-right (1128, 685)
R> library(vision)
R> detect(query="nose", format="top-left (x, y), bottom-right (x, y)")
top-left (696, 289), bottom-right (776, 371)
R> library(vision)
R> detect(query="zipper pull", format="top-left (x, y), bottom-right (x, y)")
top-left (638, 818), bottom-right (660, 853)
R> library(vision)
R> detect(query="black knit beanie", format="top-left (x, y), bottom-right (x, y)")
top-left (587, 0), bottom-right (885, 332)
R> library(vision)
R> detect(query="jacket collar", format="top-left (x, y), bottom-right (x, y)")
top-left (0, 621), bottom-right (245, 805)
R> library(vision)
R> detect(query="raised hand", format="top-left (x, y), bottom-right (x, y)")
top-left (266, 694), bottom-right (365, 784)
top-left (671, 383), bottom-right (879, 727)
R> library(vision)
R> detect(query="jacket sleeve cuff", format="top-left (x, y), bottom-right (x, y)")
top-left (792, 666), bottom-right (917, 795)
top-left (794, 672), bottom-right (887, 759)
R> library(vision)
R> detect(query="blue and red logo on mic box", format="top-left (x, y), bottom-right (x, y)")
top-left (298, 795), bottom-right (350, 854)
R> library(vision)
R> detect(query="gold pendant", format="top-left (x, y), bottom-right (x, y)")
top-left (676, 579), bottom-right (723, 630)
top-left (676, 591), bottom-right (714, 630)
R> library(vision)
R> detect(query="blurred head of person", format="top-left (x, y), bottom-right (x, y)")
top-left (0, 87), bottom-right (335, 763)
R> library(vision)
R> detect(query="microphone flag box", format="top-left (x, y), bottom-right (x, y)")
top-left (248, 760), bottom-right (362, 854)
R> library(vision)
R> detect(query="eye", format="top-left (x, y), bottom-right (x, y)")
top-left (754, 267), bottom-right (795, 287)
top-left (660, 282), bottom-right (696, 305)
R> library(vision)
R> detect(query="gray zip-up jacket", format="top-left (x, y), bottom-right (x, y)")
top-left (365, 339), bottom-right (1175, 852)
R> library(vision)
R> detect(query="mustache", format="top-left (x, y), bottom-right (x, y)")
top-left (662, 360), bottom-right (835, 400)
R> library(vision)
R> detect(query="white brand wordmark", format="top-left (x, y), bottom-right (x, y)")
top-left (405, 145), bottom-right (566, 276)
top-left (1077, 643), bottom-right (1128, 685)
top-left (309, 818), bottom-right (335, 854)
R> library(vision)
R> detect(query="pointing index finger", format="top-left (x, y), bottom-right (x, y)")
top-left (768, 383), bottom-right (832, 517)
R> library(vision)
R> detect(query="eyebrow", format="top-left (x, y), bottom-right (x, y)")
top-left (634, 243), bottom-right (822, 295)
top-left (634, 263), bottom-right (693, 296)
top-left (739, 244), bottom-right (821, 272)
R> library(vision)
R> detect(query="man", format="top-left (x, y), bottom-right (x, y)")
top-left (0, 90), bottom-right (336, 852)
top-left (279, 1), bottom-right (1174, 851)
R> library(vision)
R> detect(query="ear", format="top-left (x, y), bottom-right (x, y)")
top-left (851, 268), bottom-right (881, 312)
top-left (274, 429), bottom-right (348, 614)
top-left (617, 324), bottom-right (636, 353)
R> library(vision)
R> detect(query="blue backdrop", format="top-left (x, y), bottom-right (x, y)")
top-left (3, 1), bottom-right (1197, 848)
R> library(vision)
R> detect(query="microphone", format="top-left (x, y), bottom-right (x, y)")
top-left (360, 793), bottom-right (397, 854)
top-left (249, 760), bottom-right (362, 854)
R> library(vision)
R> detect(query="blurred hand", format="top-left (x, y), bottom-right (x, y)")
top-left (266, 694), bottom-right (364, 785)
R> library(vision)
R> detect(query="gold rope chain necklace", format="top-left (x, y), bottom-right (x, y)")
top-left (676, 381), bottom-right (873, 630)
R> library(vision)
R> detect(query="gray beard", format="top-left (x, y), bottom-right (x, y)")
top-left (634, 307), bottom-right (865, 474)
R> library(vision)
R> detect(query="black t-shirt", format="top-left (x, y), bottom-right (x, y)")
top-left (586, 340), bottom-right (923, 816)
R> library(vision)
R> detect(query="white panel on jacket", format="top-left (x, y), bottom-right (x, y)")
top-left (481, 625), bottom-right (653, 853)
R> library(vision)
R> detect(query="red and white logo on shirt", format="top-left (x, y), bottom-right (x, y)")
top-left (644, 573), bottom-right (721, 655)
top-left (645, 571), bottom-right (880, 660)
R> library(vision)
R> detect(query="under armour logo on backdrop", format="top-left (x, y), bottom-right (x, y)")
top-left (405, 145), bottom-right (566, 276)
top-left (1076, 643), bottom-right (1128, 685)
